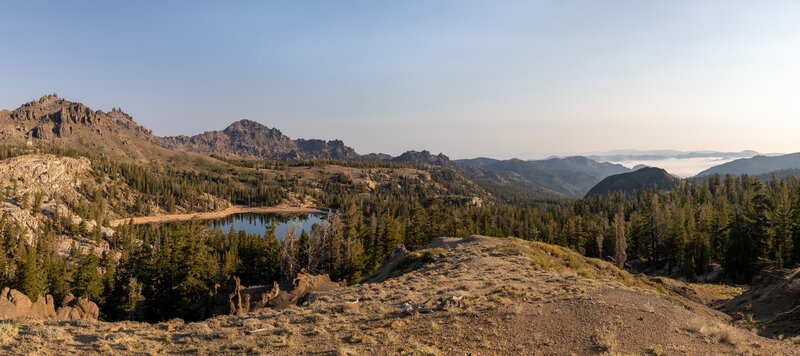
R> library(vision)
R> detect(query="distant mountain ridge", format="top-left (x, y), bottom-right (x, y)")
top-left (585, 167), bottom-right (681, 197)
top-left (586, 150), bottom-right (759, 162)
top-left (696, 153), bottom-right (800, 177)
top-left (457, 156), bottom-right (630, 198)
top-left (391, 150), bottom-right (450, 165)
top-left (0, 95), bottom-right (703, 202)
top-left (161, 119), bottom-right (360, 161)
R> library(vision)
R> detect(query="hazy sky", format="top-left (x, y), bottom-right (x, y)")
top-left (1, 1), bottom-right (798, 158)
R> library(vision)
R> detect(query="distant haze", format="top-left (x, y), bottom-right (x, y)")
top-left (559, 150), bottom-right (768, 178)
top-left (612, 157), bottom-right (742, 178)
top-left (1, 1), bottom-right (799, 157)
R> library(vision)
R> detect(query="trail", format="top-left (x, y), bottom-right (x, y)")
top-left (109, 205), bottom-right (329, 227)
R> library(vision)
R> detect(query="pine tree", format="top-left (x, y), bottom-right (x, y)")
top-left (15, 246), bottom-right (47, 301)
top-left (46, 256), bottom-right (71, 302)
top-left (724, 211), bottom-right (759, 283)
top-left (72, 251), bottom-right (103, 302)
top-left (614, 207), bottom-right (627, 269)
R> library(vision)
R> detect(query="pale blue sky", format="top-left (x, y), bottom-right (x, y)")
top-left (1, 1), bottom-right (798, 158)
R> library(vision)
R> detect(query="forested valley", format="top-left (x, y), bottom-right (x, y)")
top-left (1, 145), bottom-right (799, 323)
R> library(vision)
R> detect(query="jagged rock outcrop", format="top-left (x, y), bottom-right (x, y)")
top-left (210, 276), bottom-right (279, 317)
top-left (0, 94), bottom-right (198, 164)
top-left (56, 294), bottom-right (100, 320)
top-left (391, 150), bottom-right (449, 166)
top-left (0, 288), bottom-right (98, 320)
top-left (268, 271), bottom-right (340, 309)
top-left (0, 94), bottom-right (153, 142)
top-left (161, 119), bottom-right (360, 161)
top-left (0, 288), bottom-right (57, 319)
top-left (208, 270), bottom-right (339, 317)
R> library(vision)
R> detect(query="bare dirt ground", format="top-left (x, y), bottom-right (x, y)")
top-left (2, 235), bottom-right (799, 355)
top-left (109, 205), bottom-right (329, 227)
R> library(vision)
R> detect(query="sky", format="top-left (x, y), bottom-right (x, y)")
top-left (1, 1), bottom-right (799, 159)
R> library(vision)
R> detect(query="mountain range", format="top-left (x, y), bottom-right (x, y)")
top-left (457, 157), bottom-right (631, 198)
top-left (585, 150), bottom-right (760, 162)
top-left (4, 95), bottom-right (800, 199)
top-left (695, 153), bottom-right (800, 177)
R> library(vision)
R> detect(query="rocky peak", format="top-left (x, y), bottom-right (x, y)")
top-left (38, 93), bottom-right (61, 105)
top-left (161, 120), bottom-right (361, 161)
top-left (392, 150), bottom-right (450, 165)
top-left (2, 94), bottom-right (153, 140)
top-left (222, 119), bottom-right (289, 140)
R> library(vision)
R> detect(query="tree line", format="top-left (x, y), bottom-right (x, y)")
top-left (2, 146), bottom-right (800, 322)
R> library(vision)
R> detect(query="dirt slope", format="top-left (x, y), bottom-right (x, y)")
top-left (2, 236), bottom-right (798, 355)
top-left (721, 266), bottom-right (800, 339)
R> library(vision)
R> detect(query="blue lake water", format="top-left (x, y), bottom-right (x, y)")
top-left (207, 212), bottom-right (327, 238)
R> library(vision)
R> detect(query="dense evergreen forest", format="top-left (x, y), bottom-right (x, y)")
top-left (1, 146), bottom-right (799, 322)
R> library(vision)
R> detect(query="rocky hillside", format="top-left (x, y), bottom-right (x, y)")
top-left (161, 119), bottom-right (360, 161)
top-left (721, 266), bottom-right (800, 339)
top-left (0, 153), bottom-right (230, 257)
top-left (3, 235), bottom-right (796, 355)
top-left (585, 167), bottom-right (681, 198)
top-left (0, 94), bottom-right (182, 163)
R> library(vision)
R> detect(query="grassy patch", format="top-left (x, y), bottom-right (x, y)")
top-left (392, 248), bottom-right (446, 273)
top-left (593, 330), bottom-right (617, 352)
top-left (683, 319), bottom-right (743, 346)
top-left (490, 242), bottom-right (528, 257)
top-left (530, 241), bottom-right (567, 258)
top-left (530, 252), bottom-right (558, 271)
top-left (565, 254), bottom-right (585, 270)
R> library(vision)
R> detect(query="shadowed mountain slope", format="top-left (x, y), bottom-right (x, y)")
top-left (458, 156), bottom-right (630, 198)
top-left (586, 167), bottom-right (681, 197)
top-left (696, 152), bottom-right (800, 177)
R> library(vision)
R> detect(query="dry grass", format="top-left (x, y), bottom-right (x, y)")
top-left (647, 344), bottom-right (667, 355)
top-left (399, 344), bottom-right (439, 356)
top-left (392, 248), bottom-right (447, 273)
top-left (683, 319), bottom-right (744, 345)
top-left (0, 323), bottom-right (18, 345)
top-left (33, 327), bottom-right (68, 340)
top-left (593, 330), bottom-right (617, 352)
top-left (4, 235), bottom-right (794, 355)
top-left (530, 241), bottom-right (567, 258)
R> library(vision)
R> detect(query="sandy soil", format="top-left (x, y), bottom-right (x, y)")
top-left (109, 205), bottom-right (329, 227)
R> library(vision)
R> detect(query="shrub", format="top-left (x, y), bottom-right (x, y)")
top-left (392, 248), bottom-right (446, 273)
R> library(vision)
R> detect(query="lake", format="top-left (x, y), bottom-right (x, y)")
top-left (207, 212), bottom-right (327, 238)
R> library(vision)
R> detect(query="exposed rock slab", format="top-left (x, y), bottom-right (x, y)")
top-left (0, 288), bottom-right (98, 320)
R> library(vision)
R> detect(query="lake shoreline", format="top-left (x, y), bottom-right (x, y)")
top-left (109, 205), bottom-right (330, 227)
